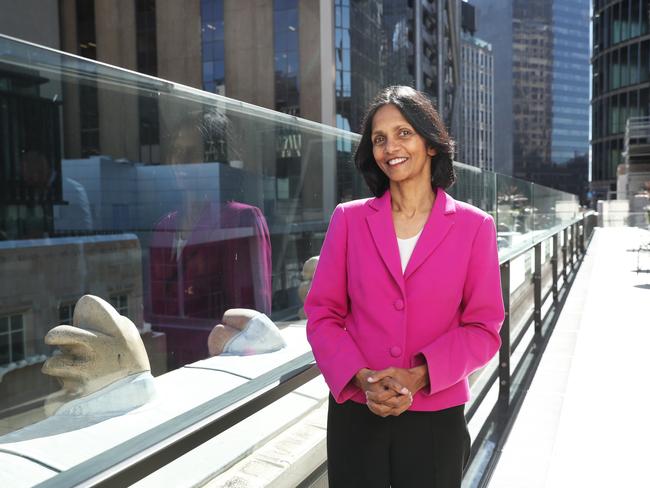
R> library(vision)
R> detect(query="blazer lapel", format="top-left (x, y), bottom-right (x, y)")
top-left (403, 189), bottom-right (456, 280)
top-left (366, 191), bottom-right (405, 293)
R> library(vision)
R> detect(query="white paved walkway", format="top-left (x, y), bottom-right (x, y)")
top-left (490, 226), bottom-right (650, 488)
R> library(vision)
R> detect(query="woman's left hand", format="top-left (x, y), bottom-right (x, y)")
top-left (365, 365), bottom-right (429, 416)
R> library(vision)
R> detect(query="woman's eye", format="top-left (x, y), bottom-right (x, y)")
top-left (373, 136), bottom-right (385, 145)
top-left (399, 129), bottom-right (411, 136)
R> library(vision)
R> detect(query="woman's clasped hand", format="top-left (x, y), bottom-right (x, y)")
top-left (353, 365), bottom-right (429, 417)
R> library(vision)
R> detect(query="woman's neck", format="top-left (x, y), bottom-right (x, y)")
top-left (389, 182), bottom-right (436, 219)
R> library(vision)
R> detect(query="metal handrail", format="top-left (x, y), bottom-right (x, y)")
top-left (464, 212), bottom-right (598, 487)
top-left (35, 355), bottom-right (319, 488)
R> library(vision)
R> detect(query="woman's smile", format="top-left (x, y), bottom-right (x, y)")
top-left (387, 156), bottom-right (408, 166)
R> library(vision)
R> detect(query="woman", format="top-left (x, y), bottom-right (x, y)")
top-left (304, 86), bottom-right (505, 487)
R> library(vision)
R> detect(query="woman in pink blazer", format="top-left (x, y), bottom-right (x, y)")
top-left (305, 86), bottom-right (504, 487)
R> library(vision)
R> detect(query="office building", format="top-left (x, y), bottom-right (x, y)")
top-left (459, 2), bottom-right (494, 171)
top-left (591, 0), bottom-right (650, 200)
top-left (472, 0), bottom-right (590, 201)
top-left (470, 0), bottom-right (515, 175)
top-left (382, 0), bottom-right (461, 131)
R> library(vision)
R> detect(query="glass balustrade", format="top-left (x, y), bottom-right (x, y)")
top-left (0, 34), bottom-right (582, 486)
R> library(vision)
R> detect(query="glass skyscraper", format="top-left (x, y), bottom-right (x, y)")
top-left (200, 0), bottom-right (226, 95)
top-left (334, 0), bottom-right (383, 134)
top-left (551, 0), bottom-right (590, 166)
top-left (460, 31), bottom-right (494, 171)
top-left (474, 0), bottom-right (590, 199)
top-left (591, 0), bottom-right (650, 198)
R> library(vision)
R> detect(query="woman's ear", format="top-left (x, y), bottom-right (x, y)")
top-left (427, 146), bottom-right (437, 157)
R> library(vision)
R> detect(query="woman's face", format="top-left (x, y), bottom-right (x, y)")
top-left (371, 104), bottom-right (436, 186)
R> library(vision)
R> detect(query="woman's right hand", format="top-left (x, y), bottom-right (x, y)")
top-left (354, 368), bottom-right (412, 417)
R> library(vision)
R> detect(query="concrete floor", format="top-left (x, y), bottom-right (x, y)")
top-left (490, 227), bottom-right (650, 488)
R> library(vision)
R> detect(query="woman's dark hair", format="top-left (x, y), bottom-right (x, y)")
top-left (354, 85), bottom-right (456, 197)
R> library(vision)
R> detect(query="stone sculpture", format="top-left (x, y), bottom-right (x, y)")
top-left (207, 309), bottom-right (286, 356)
top-left (298, 256), bottom-right (319, 319)
top-left (42, 295), bottom-right (155, 416)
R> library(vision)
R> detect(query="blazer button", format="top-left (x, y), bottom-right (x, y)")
top-left (394, 299), bottom-right (404, 310)
top-left (390, 346), bottom-right (402, 357)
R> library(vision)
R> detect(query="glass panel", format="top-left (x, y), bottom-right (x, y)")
top-left (448, 163), bottom-right (497, 221)
top-left (640, 40), bottom-right (649, 83)
top-left (621, 46), bottom-right (629, 87)
top-left (621, 0), bottom-right (630, 41)
top-left (630, 43), bottom-right (639, 84)
top-left (508, 251), bottom-right (533, 336)
top-left (0, 332), bottom-right (9, 365)
top-left (10, 331), bottom-right (24, 361)
top-left (612, 2), bottom-right (621, 44)
top-left (496, 173), bottom-right (533, 256)
top-left (10, 315), bottom-right (22, 331)
top-left (630, 0), bottom-right (641, 37)
top-left (0, 34), bottom-right (584, 486)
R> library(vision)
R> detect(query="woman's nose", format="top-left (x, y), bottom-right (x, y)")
top-left (384, 137), bottom-right (400, 154)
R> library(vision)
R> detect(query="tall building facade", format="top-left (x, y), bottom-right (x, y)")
top-left (472, 0), bottom-right (515, 175)
top-left (472, 0), bottom-right (589, 200)
top-left (15, 1), bottom-right (463, 136)
top-left (459, 3), bottom-right (494, 171)
top-left (511, 0), bottom-right (554, 180)
top-left (334, 0), bottom-right (383, 134)
top-left (551, 0), bottom-right (590, 167)
top-left (382, 0), bottom-right (461, 130)
top-left (591, 0), bottom-right (650, 199)
top-left (332, 0), bottom-right (463, 135)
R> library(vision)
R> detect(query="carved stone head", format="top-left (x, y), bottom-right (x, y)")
top-left (42, 295), bottom-right (151, 415)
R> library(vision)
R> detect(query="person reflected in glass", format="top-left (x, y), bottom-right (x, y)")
top-left (18, 149), bottom-right (57, 239)
top-left (148, 110), bottom-right (272, 368)
top-left (305, 86), bottom-right (505, 487)
top-left (18, 149), bottom-right (94, 238)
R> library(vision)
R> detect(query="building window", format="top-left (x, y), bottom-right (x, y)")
top-left (0, 313), bottom-right (25, 365)
top-left (136, 0), bottom-right (160, 158)
top-left (76, 0), bottom-right (99, 157)
top-left (110, 294), bottom-right (129, 316)
top-left (335, 0), bottom-right (352, 101)
top-left (274, 0), bottom-right (300, 115)
top-left (58, 301), bottom-right (77, 325)
top-left (201, 0), bottom-right (226, 94)
top-left (136, 0), bottom-right (158, 76)
top-left (76, 0), bottom-right (96, 60)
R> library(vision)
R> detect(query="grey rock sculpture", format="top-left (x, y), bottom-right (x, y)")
top-left (298, 256), bottom-right (319, 319)
top-left (42, 295), bottom-right (154, 416)
top-left (207, 309), bottom-right (286, 356)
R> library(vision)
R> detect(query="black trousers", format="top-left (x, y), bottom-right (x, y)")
top-left (327, 395), bottom-right (470, 488)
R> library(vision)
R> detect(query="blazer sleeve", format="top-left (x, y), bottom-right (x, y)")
top-left (418, 215), bottom-right (504, 396)
top-left (305, 204), bottom-right (368, 403)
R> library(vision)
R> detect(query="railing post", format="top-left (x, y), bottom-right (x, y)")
top-left (499, 261), bottom-right (511, 408)
top-left (552, 234), bottom-right (558, 303)
top-left (572, 223), bottom-right (578, 266)
top-left (566, 225), bottom-right (573, 271)
top-left (534, 242), bottom-right (542, 335)
top-left (562, 227), bottom-right (568, 282)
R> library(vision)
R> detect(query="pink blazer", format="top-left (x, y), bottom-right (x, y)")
top-left (305, 189), bottom-right (504, 411)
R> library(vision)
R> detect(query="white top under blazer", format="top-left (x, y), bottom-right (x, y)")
top-left (397, 228), bottom-right (423, 273)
